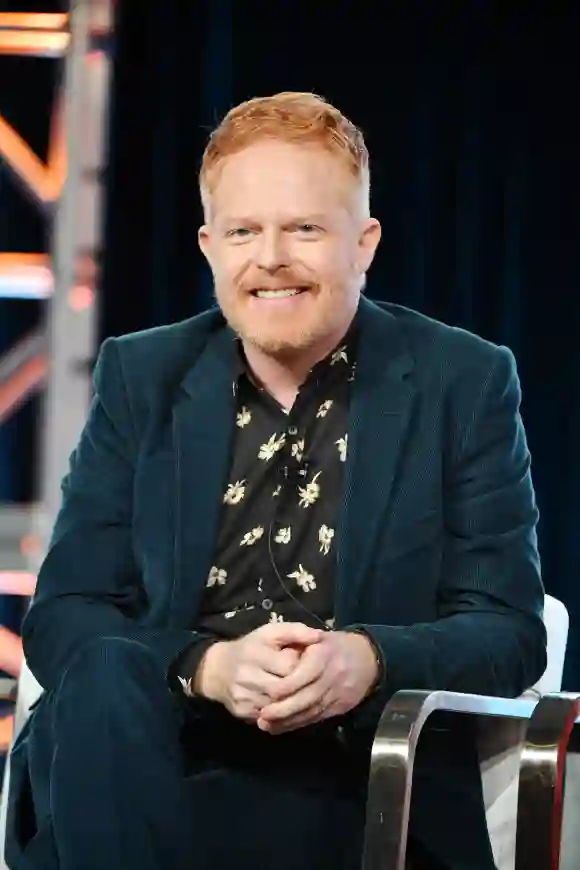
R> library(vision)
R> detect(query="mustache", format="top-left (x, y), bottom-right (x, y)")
top-left (240, 278), bottom-right (313, 292)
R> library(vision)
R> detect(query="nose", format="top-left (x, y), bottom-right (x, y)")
top-left (254, 229), bottom-right (290, 272)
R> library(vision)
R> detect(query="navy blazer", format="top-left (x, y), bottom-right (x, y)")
top-left (12, 297), bottom-right (547, 868)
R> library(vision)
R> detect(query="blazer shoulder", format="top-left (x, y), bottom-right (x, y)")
top-left (377, 300), bottom-right (515, 379)
top-left (97, 307), bottom-right (226, 421)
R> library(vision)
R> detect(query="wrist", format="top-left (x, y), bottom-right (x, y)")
top-left (345, 629), bottom-right (383, 695)
top-left (195, 640), bottom-right (229, 701)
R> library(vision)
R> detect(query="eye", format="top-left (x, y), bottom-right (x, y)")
top-left (292, 223), bottom-right (324, 237)
top-left (226, 227), bottom-right (252, 238)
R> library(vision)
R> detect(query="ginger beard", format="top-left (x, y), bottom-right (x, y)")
top-left (214, 272), bottom-right (362, 359)
top-left (199, 140), bottom-right (380, 361)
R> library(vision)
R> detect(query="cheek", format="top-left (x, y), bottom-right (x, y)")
top-left (299, 246), bottom-right (353, 283)
top-left (214, 253), bottom-right (251, 287)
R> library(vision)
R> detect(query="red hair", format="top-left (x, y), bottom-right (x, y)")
top-left (199, 92), bottom-right (370, 216)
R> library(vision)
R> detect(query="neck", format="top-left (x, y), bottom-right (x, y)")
top-left (242, 322), bottom-right (353, 411)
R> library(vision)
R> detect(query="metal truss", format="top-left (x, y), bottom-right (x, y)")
top-left (0, 3), bottom-right (114, 852)
top-left (0, 2), bottom-right (113, 592)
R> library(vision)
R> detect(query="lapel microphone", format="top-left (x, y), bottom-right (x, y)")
top-left (279, 459), bottom-right (310, 482)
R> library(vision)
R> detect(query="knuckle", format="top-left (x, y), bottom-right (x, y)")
top-left (230, 685), bottom-right (246, 705)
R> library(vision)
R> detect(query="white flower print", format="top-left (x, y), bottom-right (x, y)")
top-left (272, 484), bottom-right (282, 497)
top-left (178, 676), bottom-right (195, 697)
top-left (224, 604), bottom-right (255, 619)
top-left (291, 439), bottom-right (305, 462)
top-left (207, 566), bottom-right (227, 587)
top-left (316, 399), bottom-right (334, 419)
top-left (325, 617), bottom-right (336, 630)
top-left (348, 362), bottom-right (357, 383)
top-left (240, 526), bottom-right (265, 547)
top-left (275, 526), bottom-right (292, 544)
top-left (318, 524), bottom-right (334, 555)
top-left (331, 345), bottom-right (348, 365)
top-left (298, 471), bottom-right (322, 508)
top-left (288, 564), bottom-right (316, 592)
top-left (223, 479), bottom-right (246, 505)
top-left (236, 406), bottom-right (252, 428)
top-left (258, 432), bottom-right (286, 461)
top-left (269, 612), bottom-right (284, 623)
top-left (336, 434), bottom-right (348, 463)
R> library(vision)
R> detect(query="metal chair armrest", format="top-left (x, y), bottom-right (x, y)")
top-left (515, 693), bottom-right (580, 870)
top-left (362, 690), bottom-right (538, 870)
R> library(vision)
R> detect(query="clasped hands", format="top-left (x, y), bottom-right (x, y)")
top-left (196, 622), bottom-right (379, 734)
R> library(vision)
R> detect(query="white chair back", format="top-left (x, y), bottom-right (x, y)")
top-left (533, 594), bottom-right (569, 693)
top-left (483, 593), bottom-right (570, 870)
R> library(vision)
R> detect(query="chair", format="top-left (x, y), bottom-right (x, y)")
top-left (363, 595), bottom-right (578, 870)
top-left (0, 596), bottom-right (575, 870)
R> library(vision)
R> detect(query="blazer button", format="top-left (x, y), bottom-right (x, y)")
top-left (261, 598), bottom-right (274, 611)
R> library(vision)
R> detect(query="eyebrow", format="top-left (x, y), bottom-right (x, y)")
top-left (219, 214), bottom-right (330, 226)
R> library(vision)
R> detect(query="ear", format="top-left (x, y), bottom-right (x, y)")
top-left (198, 225), bottom-right (211, 262)
top-left (357, 218), bottom-right (381, 274)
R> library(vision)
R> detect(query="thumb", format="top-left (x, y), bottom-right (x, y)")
top-left (261, 622), bottom-right (323, 648)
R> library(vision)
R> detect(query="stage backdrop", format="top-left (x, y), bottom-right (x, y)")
top-left (2, 2), bottom-right (579, 688)
top-left (101, 1), bottom-right (580, 687)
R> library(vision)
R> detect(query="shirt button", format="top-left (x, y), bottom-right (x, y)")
top-left (261, 598), bottom-right (274, 611)
top-left (288, 426), bottom-right (298, 436)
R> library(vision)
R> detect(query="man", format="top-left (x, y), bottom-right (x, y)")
top-left (6, 92), bottom-right (546, 870)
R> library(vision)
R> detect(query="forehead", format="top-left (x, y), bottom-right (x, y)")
top-left (209, 140), bottom-right (355, 221)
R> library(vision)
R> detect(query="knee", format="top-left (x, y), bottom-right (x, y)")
top-left (56, 636), bottom-right (163, 703)
top-left (50, 637), bottom-right (182, 752)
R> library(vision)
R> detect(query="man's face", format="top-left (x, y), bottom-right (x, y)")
top-left (198, 140), bottom-right (381, 358)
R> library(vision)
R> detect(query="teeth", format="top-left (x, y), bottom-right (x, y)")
top-left (255, 288), bottom-right (303, 299)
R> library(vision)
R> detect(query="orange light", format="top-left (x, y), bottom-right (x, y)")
top-left (69, 284), bottom-right (95, 312)
top-left (0, 31), bottom-right (69, 55)
top-left (0, 13), bottom-right (69, 56)
top-left (0, 99), bottom-right (66, 204)
top-left (19, 534), bottom-right (40, 559)
top-left (0, 253), bottom-right (53, 299)
top-left (0, 13), bottom-right (68, 31)
top-left (46, 91), bottom-right (66, 199)
top-left (0, 572), bottom-right (36, 596)
top-left (0, 253), bottom-right (49, 269)
top-left (0, 355), bottom-right (48, 421)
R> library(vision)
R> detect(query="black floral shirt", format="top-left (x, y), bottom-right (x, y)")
top-left (177, 328), bottom-right (357, 687)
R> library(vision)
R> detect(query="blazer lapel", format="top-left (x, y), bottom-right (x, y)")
top-left (335, 299), bottom-right (416, 624)
top-left (169, 327), bottom-right (237, 625)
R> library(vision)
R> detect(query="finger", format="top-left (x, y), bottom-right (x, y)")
top-left (257, 622), bottom-right (323, 649)
top-left (239, 665), bottom-right (285, 699)
top-left (228, 671), bottom-right (278, 720)
top-left (271, 644), bottom-right (326, 698)
top-left (276, 646), bottom-right (301, 677)
top-left (258, 680), bottom-right (327, 723)
top-left (258, 695), bottom-right (335, 734)
top-left (251, 645), bottom-right (302, 679)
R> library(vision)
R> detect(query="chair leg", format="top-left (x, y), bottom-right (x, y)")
top-left (515, 693), bottom-right (580, 870)
top-left (361, 691), bottom-right (538, 870)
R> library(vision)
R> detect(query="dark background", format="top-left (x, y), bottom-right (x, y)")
top-left (2, 0), bottom-right (580, 686)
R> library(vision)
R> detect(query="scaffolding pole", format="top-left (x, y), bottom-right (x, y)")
top-left (0, 0), bottom-right (114, 856)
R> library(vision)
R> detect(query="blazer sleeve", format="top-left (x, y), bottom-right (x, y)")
top-left (22, 338), bottom-right (204, 692)
top-left (345, 345), bottom-right (547, 731)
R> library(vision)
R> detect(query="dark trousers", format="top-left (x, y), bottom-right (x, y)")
top-left (8, 636), bottom-right (373, 870)
top-left (6, 636), bottom-right (481, 870)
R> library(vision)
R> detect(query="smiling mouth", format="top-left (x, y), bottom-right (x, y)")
top-left (250, 287), bottom-right (309, 299)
